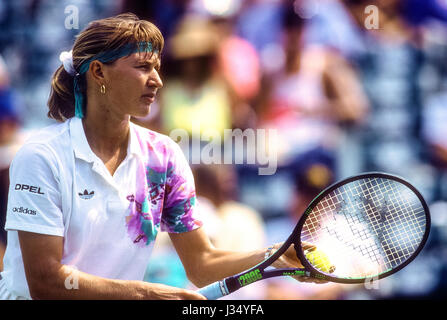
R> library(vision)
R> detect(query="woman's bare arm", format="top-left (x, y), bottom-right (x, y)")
top-left (18, 231), bottom-right (205, 300)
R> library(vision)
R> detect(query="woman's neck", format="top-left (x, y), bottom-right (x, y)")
top-left (81, 105), bottom-right (130, 175)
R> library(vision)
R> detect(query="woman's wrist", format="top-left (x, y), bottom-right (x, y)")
top-left (264, 246), bottom-right (275, 260)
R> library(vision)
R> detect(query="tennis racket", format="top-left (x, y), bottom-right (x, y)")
top-left (198, 172), bottom-right (431, 299)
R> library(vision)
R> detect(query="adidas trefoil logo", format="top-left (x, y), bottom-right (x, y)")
top-left (79, 189), bottom-right (95, 200)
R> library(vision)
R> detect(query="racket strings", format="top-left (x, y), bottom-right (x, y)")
top-left (301, 177), bottom-right (427, 279)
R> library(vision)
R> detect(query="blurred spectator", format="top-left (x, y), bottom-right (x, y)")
top-left (262, 147), bottom-right (336, 245)
top-left (256, 3), bottom-right (368, 167)
top-left (193, 163), bottom-right (266, 251)
top-left (236, 1), bottom-right (368, 220)
top-left (153, 15), bottom-right (232, 137)
top-left (289, 148), bottom-right (335, 220)
top-left (328, 0), bottom-right (428, 181)
top-left (0, 54), bottom-right (23, 271)
top-left (212, 16), bottom-right (261, 129)
top-left (418, 2), bottom-right (447, 201)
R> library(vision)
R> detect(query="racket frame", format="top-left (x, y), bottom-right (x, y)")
top-left (203, 172), bottom-right (431, 297)
top-left (294, 172), bottom-right (431, 284)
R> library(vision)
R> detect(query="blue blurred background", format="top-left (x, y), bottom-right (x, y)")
top-left (1, 0), bottom-right (447, 300)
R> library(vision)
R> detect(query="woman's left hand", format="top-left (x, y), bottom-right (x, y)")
top-left (270, 242), bottom-right (329, 284)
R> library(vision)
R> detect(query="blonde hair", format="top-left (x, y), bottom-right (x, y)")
top-left (47, 13), bottom-right (164, 121)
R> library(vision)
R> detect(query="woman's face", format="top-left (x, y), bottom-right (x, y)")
top-left (101, 51), bottom-right (163, 118)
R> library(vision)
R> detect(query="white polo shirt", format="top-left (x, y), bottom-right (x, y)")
top-left (0, 117), bottom-right (202, 299)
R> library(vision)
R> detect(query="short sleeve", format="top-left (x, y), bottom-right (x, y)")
top-left (5, 143), bottom-right (64, 236)
top-left (160, 139), bottom-right (203, 233)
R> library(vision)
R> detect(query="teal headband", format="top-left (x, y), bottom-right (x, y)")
top-left (73, 41), bottom-right (155, 118)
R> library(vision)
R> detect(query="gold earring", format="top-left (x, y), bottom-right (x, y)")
top-left (100, 84), bottom-right (106, 94)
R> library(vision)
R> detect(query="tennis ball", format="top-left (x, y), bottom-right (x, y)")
top-left (305, 249), bottom-right (335, 273)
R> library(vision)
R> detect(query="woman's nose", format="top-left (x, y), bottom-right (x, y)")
top-left (148, 69), bottom-right (163, 89)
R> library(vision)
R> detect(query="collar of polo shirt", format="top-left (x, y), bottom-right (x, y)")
top-left (69, 117), bottom-right (141, 164)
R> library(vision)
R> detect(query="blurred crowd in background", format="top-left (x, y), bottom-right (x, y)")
top-left (1, 0), bottom-right (447, 299)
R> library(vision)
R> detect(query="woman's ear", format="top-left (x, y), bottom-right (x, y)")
top-left (89, 60), bottom-right (106, 85)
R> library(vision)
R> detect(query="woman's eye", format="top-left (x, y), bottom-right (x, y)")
top-left (137, 63), bottom-right (160, 72)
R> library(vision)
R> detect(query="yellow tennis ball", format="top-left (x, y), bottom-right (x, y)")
top-left (305, 249), bottom-right (334, 273)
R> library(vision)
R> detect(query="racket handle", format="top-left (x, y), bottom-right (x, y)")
top-left (197, 280), bottom-right (229, 300)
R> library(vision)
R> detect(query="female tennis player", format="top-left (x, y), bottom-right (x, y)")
top-left (0, 13), bottom-right (322, 300)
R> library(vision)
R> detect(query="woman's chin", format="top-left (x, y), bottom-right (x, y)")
top-left (135, 103), bottom-right (152, 117)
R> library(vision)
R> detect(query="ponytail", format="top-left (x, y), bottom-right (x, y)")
top-left (47, 65), bottom-right (85, 121)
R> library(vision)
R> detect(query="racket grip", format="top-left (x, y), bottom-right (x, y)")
top-left (197, 281), bottom-right (229, 300)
